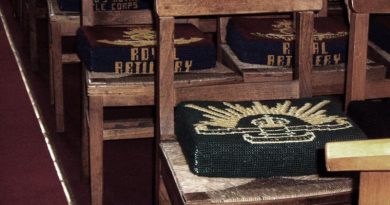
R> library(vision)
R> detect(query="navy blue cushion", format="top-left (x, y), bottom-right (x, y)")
top-left (370, 15), bottom-right (390, 53)
top-left (175, 97), bottom-right (367, 177)
top-left (58, 0), bottom-right (80, 11)
top-left (77, 24), bottom-right (216, 73)
top-left (226, 15), bottom-right (348, 67)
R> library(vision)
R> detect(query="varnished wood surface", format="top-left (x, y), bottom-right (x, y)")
top-left (88, 96), bottom-right (104, 205)
top-left (157, 17), bottom-right (176, 141)
top-left (295, 12), bottom-right (314, 98)
top-left (326, 139), bottom-right (390, 171)
top-left (359, 172), bottom-right (390, 205)
top-left (102, 118), bottom-right (154, 140)
top-left (155, 0), bottom-right (322, 17)
top-left (351, 0), bottom-right (390, 13)
top-left (345, 12), bottom-right (369, 108)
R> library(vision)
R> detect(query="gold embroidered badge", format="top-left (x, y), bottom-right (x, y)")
top-left (97, 27), bottom-right (203, 47)
top-left (185, 100), bottom-right (352, 144)
top-left (251, 20), bottom-right (348, 41)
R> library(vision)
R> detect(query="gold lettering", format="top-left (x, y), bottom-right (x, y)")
top-left (149, 61), bottom-right (154, 73)
top-left (94, 3), bottom-right (106, 11)
top-left (267, 55), bottom-right (275, 66)
top-left (134, 62), bottom-right (142, 74)
top-left (125, 62), bottom-right (132, 73)
top-left (285, 56), bottom-right (293, 67)
top-left (130, 48), bottom-right (139, 61)
top-left (184, 61), bottom-right (193, 72)
top-left (315, 55), bottom-right (322, 66)
top-left (142, 62), bottom-right (148, 73)
top-left (141, 48), bottom-right (149, 60)
top-left (321, 42), bottom-right (328, 54)
top-left (115, 62), bottom-right (123, 73)
top-left (313, 42), bottom-right (319, 54)
top-left (282, 42), bottom-right (291, 55)
top-left (323, 55), bottom-right (331, 65)
top-left (174, 61), bottom-right (182, 72)
top-left (333, 53), bottom-right (341, 64)
top-left (277, 56), bottom-right (284, 66)
top-left (173, 48), bottom-right (179, 60)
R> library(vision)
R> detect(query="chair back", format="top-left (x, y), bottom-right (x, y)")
top-left (345, 0), bottom-right (390, 108)
top-left (155, 0), bottom-right (322, 140)
top-left (82, 0), bottom-right (153, 26)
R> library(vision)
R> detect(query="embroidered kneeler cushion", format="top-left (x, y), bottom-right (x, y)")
top-left (370, 15), bottom-right (390, 53)
top-left (175, 97), bottom-right (367, 177)
top-left (58, 0), bottom-right (152, 12)
top-left (77, 24), bottom-right (216, 73)
top-left (226, 15), bottom-right (348, 67)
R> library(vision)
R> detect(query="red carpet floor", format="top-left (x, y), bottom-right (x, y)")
top-left (0, 6), bottom-right (67, 205)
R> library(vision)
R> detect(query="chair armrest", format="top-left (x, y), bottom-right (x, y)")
top-left (325, 139), bottom-right (390, 171)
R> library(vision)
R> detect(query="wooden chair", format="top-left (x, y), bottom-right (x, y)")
top-left (79, 1), bottom-right (157, 204)
top-left (326, 0), bottom-right (390, 204)
top-left (218, 4), bottom-right (387, 97)
top-left (47, 0), bottom-right (81, 132)
top-left (154, 0), bottom-right (371, 205)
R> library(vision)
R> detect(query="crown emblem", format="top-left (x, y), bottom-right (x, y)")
top-left (185, 100), bottom-right (352, 144)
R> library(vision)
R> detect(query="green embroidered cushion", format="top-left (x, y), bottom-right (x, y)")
top-left (175, 97), bottom-right (367, 177)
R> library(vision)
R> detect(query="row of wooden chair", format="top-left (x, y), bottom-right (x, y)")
top-left (18, 0), bottom-right (390, 204)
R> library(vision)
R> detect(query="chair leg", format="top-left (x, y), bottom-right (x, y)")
top-left (28, 0), bottom-right (38, 72)
top-left (345, 13), bottom-right (369, 109)
top-left (51, 21), bottom-right (65, 132)
top-left (89, 96), bottom-right (104, 205)
top-left (359, 172), bottom-right (390, 205)
top-left (159, 175), bottom-right (172, 205)
top-left (81, 69), bottom-right (89, 178)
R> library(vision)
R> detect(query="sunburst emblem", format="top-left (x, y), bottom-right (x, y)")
top-left (97, 27), bottom-right (203, 47)
top-left (251, 19), bottom-right (348, 41)
top-left (185, 100), bottom-right (352, 144)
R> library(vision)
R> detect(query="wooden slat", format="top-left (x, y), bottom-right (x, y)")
top-left (157, 17), bottom-right (176, 141)
top-left (312, 63), bottom-right (386, 96)
top-left (102, 118), bottom-right (154, 140)
top-left (351, 0), bottom-right (390, 13)
top-left (156, 0), bottom-right (322, 17)
top-left (326, 139), bottom-right (390, 171)
top-left (93, 10), bottom-right (153, 25)
top-left (176, 80), bottom-right (300, 103)
top-left (295, 11), bottom-right (314, 98)
top-left (368, 41), bottom-right (390, 68)
top-left (62, 53), bottom-right (80, 64)
top-left (366, 79), bottom-right (390, 99)
top-left (345, 13), bottom-right (369, 108)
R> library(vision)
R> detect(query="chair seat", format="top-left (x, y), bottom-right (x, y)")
top-left (77, 24), bottom-right (216, 74)
top-left (161, 142), bottom-right (354, 204)
top-left (175, 97), bottom-right (367, 177)
top-left (226, 15), bottom-right (348, 67)
top-left (347, 100), bottom-right (390, 138)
